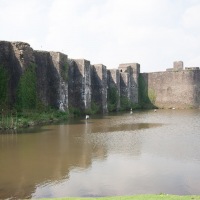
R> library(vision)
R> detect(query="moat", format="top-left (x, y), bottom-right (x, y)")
top-left (0, 110), bottom-right (200, 199)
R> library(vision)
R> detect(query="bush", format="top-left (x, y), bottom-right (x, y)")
top-left (0, 65), bottom-right (9, 107)
top-left (16, 63), bottom-right (37, 110)
top-left (108, 87), bottom-right (119, 112)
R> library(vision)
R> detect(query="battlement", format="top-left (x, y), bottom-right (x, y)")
top-left (119, 63), bottom-right (140, 74)
top-left (166, 61), bottom-right (200, 73)
top-left (185, 67), bottom-right (200, 70)
top-left (173, 61), bottom-right (184, 71)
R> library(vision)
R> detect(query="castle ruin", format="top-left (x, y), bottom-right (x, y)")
top-left (1, 40), bottom-right (200, 112)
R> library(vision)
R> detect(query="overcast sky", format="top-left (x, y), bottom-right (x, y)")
top-left (1, 0), bottom-right (200, 72)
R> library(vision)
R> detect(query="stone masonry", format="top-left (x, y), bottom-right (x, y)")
top-left (68, 59), bottom-right (91, 112)
top-left (1, 40), bottom-right (200, 111)
top-left (50, 52), bottom-right (68, 111)
top-left (107, 69), bottom-right (120, 110)
top-left (119, 63), bottom-right (140, 104)
top-left (91, 64), bottom-right (108, 113)
top-left (141, 61), bottom-right (200, 109)
top-left (34, 50), bottom-right (60, 108)
top-left (0, 41), bottom-right (34, 107)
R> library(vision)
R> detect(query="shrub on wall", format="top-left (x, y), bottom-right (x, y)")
top-left (138, 74), bottom-right (148, 106)
top-left (85, 101), bottom-right (100, 115)
top-left (148, 88), bottom-right (156, 104)
top-left (138, 74), bottom-right (157, 108)
top-left (0, 65), bottom-right (8, 107)
top-left (16, 63), bottom-right (37, 110)
top-left (120, 96), bottom-right (131, 111)
top-left (108, 87), bottom-right (119, 112)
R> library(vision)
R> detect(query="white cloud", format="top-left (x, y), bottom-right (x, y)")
top-left (0, 0), bottom-right (52, 47)
top-left (183, 4), bottom-right (200, 28)
top-left (1, 0), bottom-right (200, 72)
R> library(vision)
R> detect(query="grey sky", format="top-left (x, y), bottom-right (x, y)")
top-left (1, 0), bottom-right (200, 72)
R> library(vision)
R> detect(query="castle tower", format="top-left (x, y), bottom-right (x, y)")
top-left (118, 63), bottom-right (140, 104)
top-left (107, 69), bottom-right (120, 111)
top-left (68, 59), bottom-right (91, 112)
top-left (91, 64), bottom-right (108, 113)
top-left (173, 61), bottom-right (184, 71)
top-left (50, 52), bottom-right (68, 111)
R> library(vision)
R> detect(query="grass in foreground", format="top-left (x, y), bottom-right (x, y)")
top-left (40, 194), bottom-right (200, 200)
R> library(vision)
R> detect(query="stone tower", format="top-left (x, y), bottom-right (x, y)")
top-left (118, 63), bottom-right (140, 104)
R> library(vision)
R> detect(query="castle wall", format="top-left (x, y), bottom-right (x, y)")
top-left (11, 42), bottom-right (35, 70)
top-left (34, 51), bottom-right (60, 108)
top-left (120, 72), bottom-right (131, 100)
top-left (107, 69), bottom-right (120, 110)
top-left (50, 52), bottom-right (68, 111)
top-left (118, 65), bottom-right (131, 102)
top-left (119, 63), bottom-right (140, 104)
top-left (1, 40), bottom-right (200, 112)
top-left (140, 70), bottom-right (200, 109)
top-left (0, 41), bottom-right (70, 111)
top-left (68, 59), bottom-right (91, 111)
top-left (91, 64), bottom-right (108, 113)
top-left (0, 41), bottom-right (34, 107)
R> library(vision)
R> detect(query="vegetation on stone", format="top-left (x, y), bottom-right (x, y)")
top-left (138, 74), bottom-right (157, 109)
top-left (1, 40), bottom-right (199, 130)
top-left (0, 63), bottom-right (69, 130)
top-left (148, 88), bottom-right (156, 104)
top-left (0, 65), bottom-right (9, 108)
top-left (16, 63), bottom-right (37, 110)
top-left (86, 101), bottom-right (100, 115)
top-left (107, 87), bottom-right (119, 112)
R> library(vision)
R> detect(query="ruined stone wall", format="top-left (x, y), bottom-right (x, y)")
top-left (0, 41), bottom-right (34, 107)
top-left (0, 41), bottom-right (69, 110)
top-left (130, 63), bottom-right (140, 104)
top-left (107, 69), bottom-right (120, 110)
top-left (11, 42), bottom-right (35, 70)
top-left (91, 64), bottom-right (108, 113)
top-left (119, 63), bottom-right (140, 104)
top-left (68, 59), bottom-right (91, 111)
top-left (50, 52), bottom-right (68, 111)
top-left (0, 40), bottom-right (141, 113)
top-left (2, 40), bottom-right (200, 112)
top-left (34, 51), bottom-right (61, 109)
top-left (140, 70), bottom-right (200, 109)
top-left (120, 72), bottom-right (130, 100)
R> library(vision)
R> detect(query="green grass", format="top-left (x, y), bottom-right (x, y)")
top-left (40, 194), bottom-right (200, 200)
top-left (0, 109), bottom-right (69, 130)
top-left (16, 110), bottom-right (69, 128)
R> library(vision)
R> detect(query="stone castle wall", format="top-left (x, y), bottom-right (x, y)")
top-left (91, 64), bottom-right (108, 113)
top-left (0, 40), bottom-right (200, 111)
top-left (68, 59), bottom-right (91, 112)
top-left (140, 65), bottom-right (200, 109)
top-left (107, 69), bottom-right (120, 110)
top-left (119, 63), bottom-right (140, 104)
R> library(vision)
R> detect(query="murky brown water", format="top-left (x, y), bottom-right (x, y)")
top-left (1, 110), bottom-right (200, 199)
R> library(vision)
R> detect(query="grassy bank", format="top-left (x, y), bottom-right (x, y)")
top-left (40, 194), bottom-right (200, 200)
top-left (0, 109), bottom-right (68, 130)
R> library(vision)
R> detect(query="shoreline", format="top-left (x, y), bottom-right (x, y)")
top-left (1, 107), bottom-right (199, 132)
top-left (0, 109), bottom-right (69, 132)
top-left (39, 194), bottom-right (200, 200)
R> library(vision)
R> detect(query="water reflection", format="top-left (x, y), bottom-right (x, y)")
top-left (0, 110), bottom-right (200, 199)
top-left (0, 122), bottom-right (108, 199)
